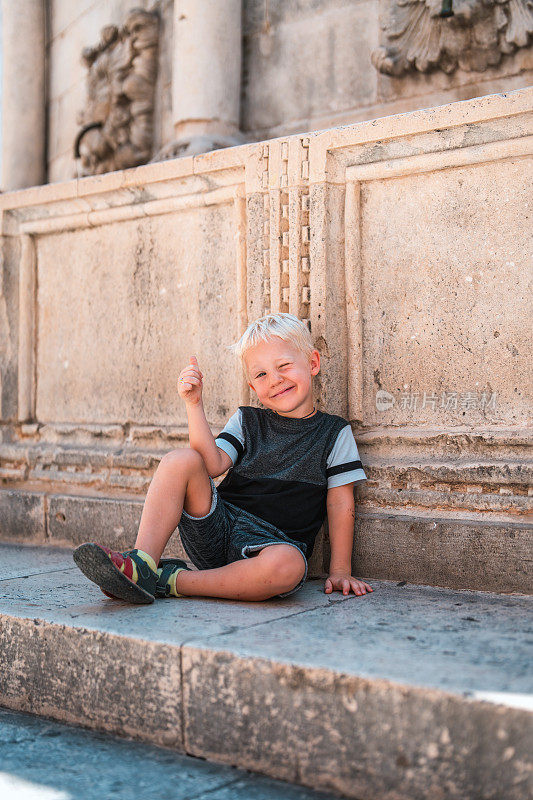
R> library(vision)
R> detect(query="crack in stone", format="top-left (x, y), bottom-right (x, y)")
top-left (0, 566), bottom-right (78, 582)
top-left (188, 777), bottom-right (246, 799)
top-left (176, 592), bottom-right (351, 652)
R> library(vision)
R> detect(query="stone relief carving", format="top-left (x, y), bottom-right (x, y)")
top-left (371, 0), bottom-right (533, 75)
top-left (75, 9), bottom-right (159, 175)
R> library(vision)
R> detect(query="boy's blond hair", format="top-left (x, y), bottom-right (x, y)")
top-left (227, 313), bottom-right (314, 379)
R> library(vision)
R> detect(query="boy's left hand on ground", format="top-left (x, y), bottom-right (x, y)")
top-left (324, 573), bottom-right (373, 596)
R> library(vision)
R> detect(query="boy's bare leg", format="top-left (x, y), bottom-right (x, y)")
top-left (175, 545), bottom-right (306, 602)
top-left (134, 448), bottom-right (214, 565)
top-left (133, 448), bottom-right (305, 600)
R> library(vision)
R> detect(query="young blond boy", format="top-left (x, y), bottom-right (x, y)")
top-left (73, 313), bottom-right (372, 603)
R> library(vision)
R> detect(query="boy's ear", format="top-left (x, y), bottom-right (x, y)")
top-left (310, 348), bottom-right (321, 375)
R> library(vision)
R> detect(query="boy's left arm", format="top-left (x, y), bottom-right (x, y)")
top-left (325, 484), bottom-right (373, 596)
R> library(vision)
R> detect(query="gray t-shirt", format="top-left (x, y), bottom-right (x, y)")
top-left (214, 406), bottom-right (366, 558)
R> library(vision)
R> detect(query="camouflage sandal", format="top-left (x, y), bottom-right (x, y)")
top-left (155, 557), bottom-right (191, 598)
top-left (73, 543), bottom-right (157, 604)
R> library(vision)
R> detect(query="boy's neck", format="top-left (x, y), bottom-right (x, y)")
top-left (272, 404), bottom-right (317, 419)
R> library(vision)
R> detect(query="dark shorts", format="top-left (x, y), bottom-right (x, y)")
top-left (177, 476), bottom-right (308, 598)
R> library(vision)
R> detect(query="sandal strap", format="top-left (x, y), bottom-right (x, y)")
top-left (155, 558), bottom-right (190, 597)
top-left (123, 548), bottom-right (158, 595)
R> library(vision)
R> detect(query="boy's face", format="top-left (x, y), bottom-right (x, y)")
top-left (244, 337), bottom-right (320, 417)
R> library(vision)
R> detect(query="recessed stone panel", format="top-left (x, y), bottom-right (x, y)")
top-left (36, 208), bottom-right (241, 426)
top-left (359, 159), bottom-right (532, 427)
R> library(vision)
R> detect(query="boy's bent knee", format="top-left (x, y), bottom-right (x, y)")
top-left (257, 544), bottom-right (306, 591)
top-left (159, 447), bottom-right (207, 476)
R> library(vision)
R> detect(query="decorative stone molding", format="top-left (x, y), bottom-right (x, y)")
top-left (154, 132), bottom-right (246, 161)
top-left (75, 9), bottom-right (159, 175)
top-left (372, 0), bottom-right (533, 76)
top-left (259, 137), bottom-right (312, 331)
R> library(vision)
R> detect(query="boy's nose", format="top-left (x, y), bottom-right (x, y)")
top-left (271, 378), bottom-right (291, 395)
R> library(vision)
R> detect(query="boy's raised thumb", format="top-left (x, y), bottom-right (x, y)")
top-left (190, 355), bottom-right (198, 364)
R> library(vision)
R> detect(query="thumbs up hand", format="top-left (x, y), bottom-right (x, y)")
top-left (178, 355), bottom-right (204, 406)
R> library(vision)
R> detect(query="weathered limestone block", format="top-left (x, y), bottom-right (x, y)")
top-left (34, 208), bottom-right (241, 426)
top-left (0, 490), bottom-right (45, 542)
top-left (182, 644), bottom-right (533, 800)
top-left (0, 236), bottom-right (20, 421)
top-left (358, 158), bottom-right (531, 427)
top-left (0, 616), bottom-right (183, 748)
top-left (47, 493), bottom-right (186, 559)
top-left (48, 494), bottom-right (144, 550)
top-left (346, 510), bottom-right (533, 593)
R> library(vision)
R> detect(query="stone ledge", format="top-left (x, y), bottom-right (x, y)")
top-left (2, 437), bottom-right (530, 505)
top-left (0, 543), bottom-right (531, 800)
top-left (356, 426), bottom-right (533, 456)
top-left (1, 87), bottom-right (531, 214)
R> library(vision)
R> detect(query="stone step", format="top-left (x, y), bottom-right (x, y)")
top-left (1, 486), bottom-right (531, 593)
top-left (0, 543), bottom-right (531, 800)
top-left (0, 707), bottom-right (340, 800)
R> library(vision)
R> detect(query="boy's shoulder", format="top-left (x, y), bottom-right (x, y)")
top-left (318, 410), bottom-right (350, 427)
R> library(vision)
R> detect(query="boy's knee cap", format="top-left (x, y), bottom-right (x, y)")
top-left (161, 447), bottom-right (204, 472)
top-left (279, 561), bottom-right (305, 593)
top-left (259, 544), bottom-right (305, 585)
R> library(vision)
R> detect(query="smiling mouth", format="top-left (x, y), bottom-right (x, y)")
top-left (273, 387), bottom-right (294, 397)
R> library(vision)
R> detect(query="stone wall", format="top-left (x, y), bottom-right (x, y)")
top-left (44, 0), bottom-right (533, 183)
top-left (1, 88), bottom-right (531, 591)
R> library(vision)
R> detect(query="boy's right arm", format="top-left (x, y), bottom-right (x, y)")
top-left (186, 402), bottom-right (233, 478)
top-left (178, 355), bottom-right (233, 478)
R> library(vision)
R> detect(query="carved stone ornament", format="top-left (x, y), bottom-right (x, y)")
top-left (371, 0), bottom-right (533, 75)
top-left (75, 9), bottom-right (159, 175)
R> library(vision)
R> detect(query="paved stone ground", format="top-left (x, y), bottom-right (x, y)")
top-left (1, 543), bottom-right (532, 799)
top-left (0, 542), bottom-right (531, 700)
top-left (0, 708), bottom-right (344, 800)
